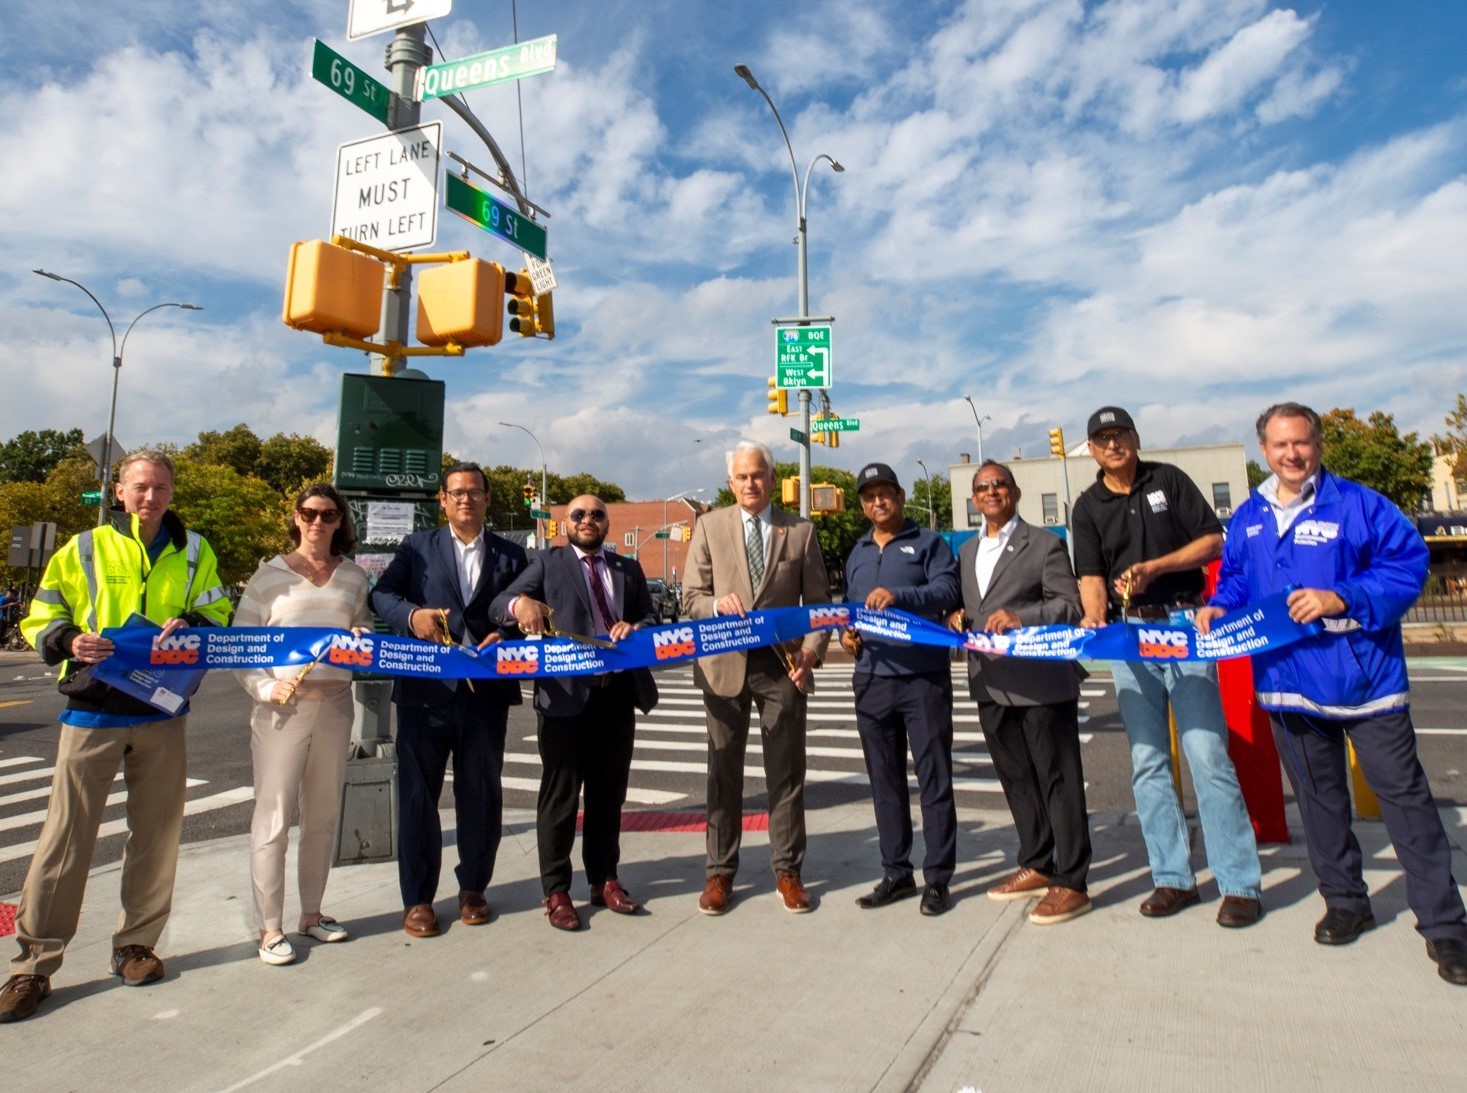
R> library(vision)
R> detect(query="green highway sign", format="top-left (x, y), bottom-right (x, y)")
top-left (816, 416), bottom-right (860, 432)
top-left (80, 490), bottom-right (102, 506)
top-left (530, 508), bottom-right (552, 520)
top-left (312, 40), bottom-right (390, 123)
top-left (444, 173), bottom-right (548, 260)
top-left (419, 34), bottom-right (558, 101)
top-left (775, 325), bottom-right (832, 388)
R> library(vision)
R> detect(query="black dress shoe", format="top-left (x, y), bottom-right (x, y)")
top-left (1314, 906), bottom-right (1375, 945)
top-left (1426, 938), bottom-right (1467, 985)
top-left (855, 875), bottom-right (917, 909)
top-left (920, 884), bottom-right (951, 917)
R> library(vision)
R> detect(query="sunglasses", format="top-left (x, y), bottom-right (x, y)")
top-left (444, 488), bottom-right (486, 502)
top-left (568, 508), bottom-right (608, 523)
top-left (297, 507), bottom-right (341, 524)
top-left (971, 481), bottom-right (1011, 494)
top-left (1090, 430), bottom-right (1132, 448)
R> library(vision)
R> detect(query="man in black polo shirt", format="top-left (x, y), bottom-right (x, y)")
top-left (1072, 406), bottom-right (1262, 928)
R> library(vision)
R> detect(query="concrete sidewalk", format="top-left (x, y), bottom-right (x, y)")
top-left (3, 800), bottom-right (1465, 1092)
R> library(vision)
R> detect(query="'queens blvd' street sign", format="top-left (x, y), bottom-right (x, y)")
top-left (331, 122), bottom-right (442, 251)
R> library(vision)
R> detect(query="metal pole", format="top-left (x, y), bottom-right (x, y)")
top-left (963, 396), bottom-right (990, 467)
top-left (378, 25), bottom-right (431, 377)
top-left (499, 421), bottom-right (547, 544)
top-left (916, 458), bottom-right (936, 530)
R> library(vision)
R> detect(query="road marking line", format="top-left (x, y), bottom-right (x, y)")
top-left (0, 700), bottom-right (30, 710)
top-left (219, 1007), bottom-right (383, 1093)
top-left (0, 756), bottom-right (44, 770)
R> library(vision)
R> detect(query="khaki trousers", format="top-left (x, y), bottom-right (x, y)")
top-left (248, 692), bottom-right (354, 933)
top-left (11, 717), bottom-right (188, 978)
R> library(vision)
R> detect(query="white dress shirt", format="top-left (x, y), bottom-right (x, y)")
top-left (1257, 471), bottom-right (1319, 537)
top-left (975, 515), bottom-right (1019, 598)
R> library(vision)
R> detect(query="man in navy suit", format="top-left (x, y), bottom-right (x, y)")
top-left (490, 496), bottom-right (659, 930)
top-left (371, 463), bottom-right (528, 938)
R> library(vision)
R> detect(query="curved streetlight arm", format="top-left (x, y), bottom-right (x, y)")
top-left (801, 154), bottom-right (845, 222)
top-left (963, 396), bottom-right (992, 465)
top-left (734, 65), bottom-right (801, 222)
top-left (498, 421), bottom-right (548, 536)
top-left (120, 302), bottom-right (202, 360)
top-left (35, 269), bottom-right (116, 357)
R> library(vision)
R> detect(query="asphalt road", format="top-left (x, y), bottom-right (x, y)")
top-left (3, 649), bottom-right (1466, 899)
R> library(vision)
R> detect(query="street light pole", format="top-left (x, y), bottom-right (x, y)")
top-left (916, 458), bottom-right (937, 531)
top-left (34, 270), bottom-right (201, 525)
top-left (498, 420), bottom-right (547, 542)
top-left (734, 63), bottom-right (843, 520)
top-left (663, 487), bottom-right (709, 580)
top-left (963, 396), bottom-right (992, 466)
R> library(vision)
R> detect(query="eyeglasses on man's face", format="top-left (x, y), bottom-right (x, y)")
top-left (569, 508), bottom-right (608, 523)
top-left (297, 507), bottom-right (341, 524)
top-left (444, 488), bottom-right (487, 503)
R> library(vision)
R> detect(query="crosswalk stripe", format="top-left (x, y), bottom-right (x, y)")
top-left (0, 756), bottom-right (42, 770)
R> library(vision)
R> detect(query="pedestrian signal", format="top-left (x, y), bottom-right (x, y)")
top-left (282, 240), bottom-right (384, 338)
top-left (416, 259), bottom-right (506, 348)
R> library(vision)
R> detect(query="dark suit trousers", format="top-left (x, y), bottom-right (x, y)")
top-left (853, 670), bottom-right (957, 886)
top-left (703, 648), bottom-right (807, 878)
top-left (395, 684), bottom-right (508, 905)
top-left (536, 675), bottom-right (638, 897)
top-left (1272, 710), bottom-right (1467, 940)
top-left (977, 698), bottom-right (1092, 891)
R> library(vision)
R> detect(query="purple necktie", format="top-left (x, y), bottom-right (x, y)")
top-left (582, 554), bottom-right (616, 636)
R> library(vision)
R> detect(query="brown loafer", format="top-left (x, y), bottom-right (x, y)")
top-left (1029, 886), bottom-right (1092, 925)
top-left (1139, 886), bottom-right (1201, 918)
top-left (1217, 895), bottom-right (1263, 929)
top-left (544, 891), bottom-right (581, 931)
top-left (458, 890), bottom-right (490, 925)
top-left (776, 871), bottom-right (813, 914)
top-left (591, 878), bottom-right (641, 914)
top-left (403, 903), bottom-right (440, 938)
top-left (987, 867), bottom-right (1050, 902)
top-left (699, 875), bottom-right (733, 916)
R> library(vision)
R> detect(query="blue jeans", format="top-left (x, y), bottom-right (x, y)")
top-left (1111, 659), bottom-right (1261, 898)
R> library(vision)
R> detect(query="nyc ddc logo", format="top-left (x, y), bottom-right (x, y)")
top-left (150, 631), bottom-right (201, 665)
top-left (809, 606), bottom-right (851, 629)
top-left (326, 632), bottom-right (375, 668)
top-left (1137, 628), bottom-right (1189, 660)
top-left (495, 644), bottom-right (540, 675)
top-left (651, 626), bottom-right (697, 660)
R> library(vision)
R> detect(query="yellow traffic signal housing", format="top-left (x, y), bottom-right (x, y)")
top-left (522, 483), bottom-right (534, 506)
top-left (810, 484), bottom-right (845, 514)
top-left (811, 413), bottom-right (828, 445)
top-left (1048, 427), bottom-right (1066, 458)
top-left (680, 524), bottom-right (692, 542)
top-left (507, 270), bottom-right (555, 339)
top-left (546, 520), bottom-right (558, 539)
top-left (415, 259), bottom-right (506, 348)
top-left (283, 240), bottom-right (384, 338)
top-left (781, 477), bottom-right (801, 506)
top-left (767, 378), bottom-right (788, 415)
top-left (828, 430), bottom-right (840, 450)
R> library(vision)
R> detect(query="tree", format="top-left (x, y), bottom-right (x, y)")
top-left (1432, 392), bottom-right (1467, 486)
top-left (1320, 408), bottom-right (1432, 511)
top-left (257, 433), bottom-right (332, 495)
top-left (1247, 460), bottom-right (1269, 489)
top-left (0, 428), bottom-right (86, 484)
top-left (184, 424), bottom-right (263, 479)
top-left (908, 472), bottom-right (952, 530)
top-left (171, 462), bottom-right (289, 586)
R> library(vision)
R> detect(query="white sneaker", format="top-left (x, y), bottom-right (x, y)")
top-left (300, 916), bottom-right (349, 943)
top-left (258, 934), bottom-right (296, 966)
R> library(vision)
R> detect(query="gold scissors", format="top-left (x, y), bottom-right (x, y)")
top-left (274, 643), bottom-right (331, 705)
top-left (436, 609), bottom-right (475, 692)
top-left (542, 607), bottom-right (616, 649)
top-left (1121, 570), bottom-right (1133, 620)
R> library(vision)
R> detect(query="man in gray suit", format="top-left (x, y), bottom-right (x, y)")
top-left (682, 440), bottom-right (831, 916)
top-left (952, 460), bottom-right (1092, 925)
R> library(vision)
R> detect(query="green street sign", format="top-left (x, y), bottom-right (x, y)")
top-left (789, 427), bottom-right (806, 443)
top-left (80, 490), bottom-right (102, 506)
top-left (530, 508), bottom-right (552, 520)
top-left (815, 416), bottom-right (860, 432)
top-left (775, 325), bottom-right (832, 388)
top-left (653, 531), bottom-right (671, 540)
top-left (419, 34), bottom-right (558, 101)
top-left (312, 40), bottom-right (390, 123)
top-left (444, 173), bottom-right (548, 260)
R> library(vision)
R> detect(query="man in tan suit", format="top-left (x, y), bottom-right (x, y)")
top-left (682, 440), bottom-right (831, 915)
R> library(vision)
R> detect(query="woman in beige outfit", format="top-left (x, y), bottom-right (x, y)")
top-left (235, 484), bottom-right (373, 966)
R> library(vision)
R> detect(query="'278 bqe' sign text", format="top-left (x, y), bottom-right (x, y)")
top-left (331, 122), bottom-right (442, 252)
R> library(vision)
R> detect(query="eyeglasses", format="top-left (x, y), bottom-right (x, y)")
top-left (971, 481), bottom-right (1011, 494)
top-left (444, 489), bottom-right (487, 502)
top-left (1090, 430), bottom-right (1132, 449)
top-left (297, 508), bottom-right (341, 524)
top-left (569, 508), bottom-right (608, 523)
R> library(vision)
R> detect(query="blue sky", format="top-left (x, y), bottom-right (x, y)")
top-left (3, 0), bottom-right (1465, 499)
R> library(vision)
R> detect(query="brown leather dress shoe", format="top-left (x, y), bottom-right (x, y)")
top-left (459, 890), bottom-right (490, 925)
top-left (544, 891), bottom-right (581, 931)
top-left (1139, 886), bottom-right (1201, 918)
top-left (776, 871), bottom-right (813, 913)
top-left (591, 878), bottom-right (641, 914)
top-left (699, 875), bottom-right (733, 916)
top-left (987, 867), bottom-right (1051, 902)
top-left (403, 903), bottom-right (440, 938)
top-left (110, 945), bottom-right (164, 986)
top-left (1216, 895), bottom-right (1263, 929)
top-left (0, 974), bottom-right (50, 1023)
top-left (1029, 886), bottom-right (1092, 925)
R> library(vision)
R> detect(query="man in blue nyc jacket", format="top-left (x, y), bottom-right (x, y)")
top-left (1197, 402), bottom-right (1467, 986)
top-left (841, 462), bottom-right (962, 916)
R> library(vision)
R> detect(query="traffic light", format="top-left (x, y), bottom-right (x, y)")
top-left (811, 413), bottom-right (827, 445)
top-left (828, 429), bottom-right (839, 450)
top-left (282, 240), bottom-right (384, 338)
top-left (1049, 427), bottom-right (1066, 458)
top-left (506, 270), bottom-right (555, 339)
top-left (767, 378), bottom-right (788, 416)
top-left (781, 477), bottom-right (801, 506)
top-left (522, 483), bottom-right (534, 506)
top-left (680, 525), bottom-right (692, 542)
top-left (415, 259), bottom-right (505, 348)
top-left (546, 520), bottom-right (558, 539)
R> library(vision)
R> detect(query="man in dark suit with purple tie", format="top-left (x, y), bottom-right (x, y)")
top-left (371, 463), bottom-right (528, 939)
top-left (490, 495), bottom-right (660, 931)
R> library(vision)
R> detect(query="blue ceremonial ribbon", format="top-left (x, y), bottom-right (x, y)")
top-left (98, 592), bottom-right (1318, 688)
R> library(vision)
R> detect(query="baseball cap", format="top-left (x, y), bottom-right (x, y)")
top-left (1087, 406), bottom-right (1136, 438)
top-left (855, 462), bottom-right (901, 493)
